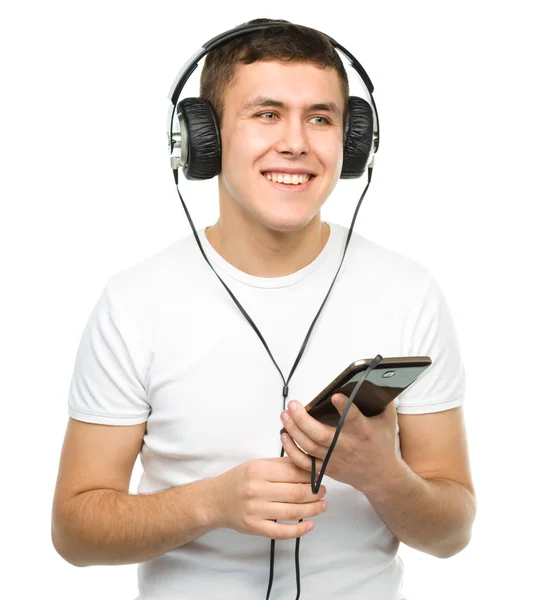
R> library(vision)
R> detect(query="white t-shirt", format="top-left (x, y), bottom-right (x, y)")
top-left (67, 221), bottom-right (465, 600)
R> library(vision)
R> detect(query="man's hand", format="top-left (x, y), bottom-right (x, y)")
top-left (280, 395), bottom-right (402, 494)
top-left (211, 456), bottom-right (328, 539)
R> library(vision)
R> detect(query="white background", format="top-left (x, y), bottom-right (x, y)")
top-left (1, 0), bottom-right (547, 598)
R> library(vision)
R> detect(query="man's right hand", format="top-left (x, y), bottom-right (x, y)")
top-left (210, 456), bottom-right (328, 540)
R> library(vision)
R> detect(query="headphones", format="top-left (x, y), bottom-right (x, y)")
top-left (166, 20), bottom-right (380, 181)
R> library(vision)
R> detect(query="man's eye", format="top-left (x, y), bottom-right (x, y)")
top-left (310, 116), bottom-right (329, 125)
top-left (258, 112), bottom-right (278, 120)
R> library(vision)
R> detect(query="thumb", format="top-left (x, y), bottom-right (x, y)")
top-left (331, 393), bottom-right (361, 421)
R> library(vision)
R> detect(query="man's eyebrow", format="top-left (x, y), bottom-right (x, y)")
top-left (242, 97), bottom-right (285, 112)
top-left (309, 102), bottom-right (341, 118)
top-left (242, 97), bottom-right (342, 118)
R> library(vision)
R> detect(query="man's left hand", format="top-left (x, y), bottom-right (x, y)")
top-left (280, 394), bottom-right (402, 494)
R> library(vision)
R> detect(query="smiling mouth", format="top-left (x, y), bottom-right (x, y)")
top-left (261, 171), bottom-right (316, 186)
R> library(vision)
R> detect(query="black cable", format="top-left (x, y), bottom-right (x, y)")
top-left (172, 167), bottom-right (375, 599)
top-left (310, 354), bottom-right (383, 493)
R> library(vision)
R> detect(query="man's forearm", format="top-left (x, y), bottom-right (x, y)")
top-left (361, 459), bottom-right (476, 558)
top-left (52, 477), bottom-right (220, 567)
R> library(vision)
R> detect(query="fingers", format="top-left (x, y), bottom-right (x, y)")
top-left (281, 401), bottom-right (333, 454)
top-left (262, 497), bottom-right (328, 524)
top-left (331, 393), bottom-right (361, 421)
top-left (281, 432), bottom-right (325, 474)
top-left (267, 456), bottom-right (319, 483)
top-left (265, 480), bottom-right (327, 503)
top-left (263, 519), bottom-right (316, 540)
top-left (227, 459), bottom-right (330, 541)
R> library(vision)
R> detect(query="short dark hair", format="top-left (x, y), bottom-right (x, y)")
top-left (199, 18), bottom-right (349, 126)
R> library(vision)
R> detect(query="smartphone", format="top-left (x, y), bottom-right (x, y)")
top-left (280, 356), bottom-right (432, 432)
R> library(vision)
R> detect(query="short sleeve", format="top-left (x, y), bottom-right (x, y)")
top-left (396, 274), bottom-right (466, 414)
top-left (67, 282), bottom-right (152, 425)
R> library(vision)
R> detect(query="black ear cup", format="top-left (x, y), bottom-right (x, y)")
top-left (177, 98), bottom-right (221, 180)
top-left (176, 95), bottom-right (374, 180)
top-left (341, 96), bottom-right (374, 179)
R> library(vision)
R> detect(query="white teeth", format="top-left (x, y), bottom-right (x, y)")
top-left (263, 172), bottom-right (311, 185)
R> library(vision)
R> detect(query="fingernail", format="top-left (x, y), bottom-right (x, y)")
top-left (321, 501), bottom-right (329, 511)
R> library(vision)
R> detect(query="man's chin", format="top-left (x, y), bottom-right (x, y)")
top-left (252, 211), bottom-right (323, 235)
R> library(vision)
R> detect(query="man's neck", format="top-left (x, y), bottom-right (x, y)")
top-left (204, 217), bottom-right (330, 278)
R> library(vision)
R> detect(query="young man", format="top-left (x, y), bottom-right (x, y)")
top-left (51, 19), bottom-right (476, 599)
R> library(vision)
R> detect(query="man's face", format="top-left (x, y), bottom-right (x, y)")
top-left (218, 60), bottom-right (345, 233)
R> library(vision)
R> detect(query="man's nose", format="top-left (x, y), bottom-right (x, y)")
top-left (275, 117), bottom-right (310, 156)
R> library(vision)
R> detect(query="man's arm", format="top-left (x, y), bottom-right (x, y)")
top-left (51, 418), bottom-right (220, 566)
top-left (360, 406), bottom-right (476, 559)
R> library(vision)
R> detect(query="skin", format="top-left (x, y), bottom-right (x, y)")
top-left (205, 60), bottom-right (345, 278)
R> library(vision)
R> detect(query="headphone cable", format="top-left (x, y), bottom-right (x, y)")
top-left (172, 166), bottom-right (375, 599)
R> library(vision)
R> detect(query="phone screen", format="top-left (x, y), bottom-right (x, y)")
top-left (304, 360), bottom-right (431, 428)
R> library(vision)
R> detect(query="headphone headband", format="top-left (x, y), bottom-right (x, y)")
top-left (168, 22), bottom-right (375, 105)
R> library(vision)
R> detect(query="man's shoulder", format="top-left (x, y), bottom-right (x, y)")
top-left (103, 233), bottom-right (199, 304)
